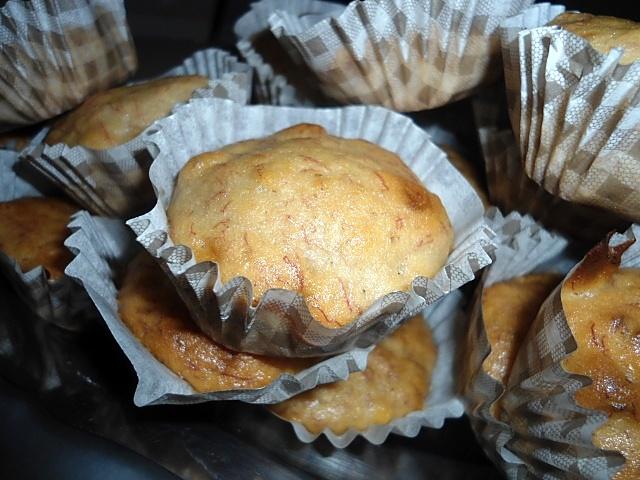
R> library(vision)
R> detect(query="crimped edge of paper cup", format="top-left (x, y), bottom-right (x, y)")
top-left (127, 97), bottom-right (495, 358)
top-left (64, 211), bottom-right (373, 406)
top-left (269, 0), bottom-right (535, 111)
top-left (0, 0), bottom-right (137, 131)
top-left (20, 49), bottom-right (252, 218)
top-left (273, 291), bottom-right (467, 448)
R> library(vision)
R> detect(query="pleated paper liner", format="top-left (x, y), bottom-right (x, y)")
top-left (495, 225), bottom-right (640, 479)
top-left (0, 0), bottom-right (136, 131)
top-left (269, 0), bottom-right (534, 112)
top-left (462, 209), bottom-right (570, 477)
top-left (234, 0), bottom-right (339, 106)
top-left (0, 150), bottom-right (90, 330)
top-left (473, 84), bottom-right (629, 244)
top-left (273, 290), bottom-right (466, 448)
top-left (501, 3), bottom-right (640, 222)
top-left (128, 97), bottom-right (495, 358)
top-left (21, 48), bottom-right (252, 218)
top-left (64, 211), bottom-right (373, 406)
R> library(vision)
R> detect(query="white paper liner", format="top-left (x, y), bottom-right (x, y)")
top-left (268, 0), bottom-right (534, 112)
top-left (494, 226), bottom-right (640, 478)
top-left (276, 290), bottom-right (467, 448)
top-left (20, 48), bottom-right (253, 218)
top-left (127, 97), bottom-right (495, 358)
top-left (64, 211), bottom-right (373, 406)
top-left (463, 208), bottom-right (569, 476)
top-left (473, 84), bottom-right (629, 244)
top-left (0, 150), bottom-right (89, 329)
top-left (0, 0), bottom-right (137, 131)
top-left (234, 0), bottom-right (340, 106)
top-left (501, 4), bottom-right (640, 222)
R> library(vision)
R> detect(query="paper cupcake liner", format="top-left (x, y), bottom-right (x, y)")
top-left (20, 48), bottom-right (252, 218)
top-left (234, 0), bottom-right (339, 106)
top-left (276, 290), bottom-right (467, 448)
top-left (0, 150), bottom-right (89, 330)
top-left (463, 209), bottom-right (569, 476)
top-left (0, 0), bottom-right (137, 131)
top-left (64, 211), bottom-right (373, 406)
top-left (495, 226), bottom-right (640, 479)
top-left (268, 0), bottom-right (534, 111)
top-left (127, 97), bottom-right (494, 358)
top-left (501, 4), bottom-right (640, 222)
top-left (473, 85), bottom-right (629, 244)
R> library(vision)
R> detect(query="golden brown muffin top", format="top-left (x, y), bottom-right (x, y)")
top-left (482, 273), bottom-right (561, 385)
top-left (168, 123), bottom-right (453, 328)
top-left (561, 239), bottom-right (640, 479)
top-left (550, 12), bottom-right (640, 64)
top-left (269, 315), bottom-right (436, 434)
top-left (118, 253), bottom-right (314, 393)
top-left (0, 197), bottom-right (77, 279)
top-left (45, 75), bottom-right (209, 149)
top-left (440, 145), bottom-right (489, 208)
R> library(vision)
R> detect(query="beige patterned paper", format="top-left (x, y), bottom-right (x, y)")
top-left (269, 0), bottom-right (533, 111)
top-left (127, 98), bottom-right (495, 358)
top-left (21, 48), bottom-right (252, 218)
top-left (0, 0), bottom-right (137, 131)
top-left (501, 4), bottom-right (640, 222)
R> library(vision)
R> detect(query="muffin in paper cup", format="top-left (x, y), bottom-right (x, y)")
top-left (64, 210), bottom-right (373, 406)
top-left (270, 290), bottom-right (466, 448)
top-left (490, 225), bottom-right (640, 479)
top-left (462, 208), bottom-right (570, 476)
top-left (234, 0), bottom-right (339, 106)
top-left (473, 85), bottom-right (629, 244)
top-left (20, 48), bottom-right (252, 218)
top-left (0, 0), bottom-right (137, 131)
top-left (0, 150), bottom-right (90, 330)
top-left (126, 97), bottom-right (495, 358)
top-left (268, 0), bottom-right (534, 111)
top-left (501, 4), bottom-right (640, 222)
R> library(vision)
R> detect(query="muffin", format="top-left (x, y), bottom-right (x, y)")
top-left (482, 273), bottom-right (562, 385)
top-left (118, 253), bottom-right (314, 393)
top-left (45, 75), bottom-right (209, 149)
top-left (562, 240), bottom-right (640, 480)
top-left (0, 197), bottom-right (77, 278)
top-left (550, 12), bottom-right (640, 64)
top-left (270, 315), bottom-right (436, 434)
top-left (168, 123), bottom-right (453, 328)
top-left (440, 146), bottom-right (489, 208)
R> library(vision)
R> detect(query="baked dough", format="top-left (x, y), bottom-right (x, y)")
top-left (168, 123), bottom-right (453, 327)
top-left (45, 75), bottom-right (209, 149)
top-left (550, 12), bottom-right (640, 65)
top-left (0, 197), bottom-right (77, 279)
top-left (562, 240), bottom-right (640, 480)
top-left (269, 315), bottom-right (436, 434)
top-left (118, 253), bottom-right (314, 393)
top-left (482, 273), bottom-right (561, 385)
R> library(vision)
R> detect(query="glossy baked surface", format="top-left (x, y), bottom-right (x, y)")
top-left (269, 316), bottom-right (435, 434)
top-left (118, 253), bottom-right (313, 393)
top-left (45, 75), bottom-right (208, 149)
top-left (168, 123), bottom-right (453, 328)
top-left (0, 197), bottom-right (77, 279)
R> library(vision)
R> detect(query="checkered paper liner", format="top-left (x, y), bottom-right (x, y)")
top-left (501, 4), bottom-right (640, 223)
top-left (20, 48), bottom-right (252, 218)
top-left (127, 98), bottom-right (495, 358)
top-left (268, 0), bottom-right (534, 112)
top-left (234, 0), bottom-right (339, 106)
top-left (64, 211), bottom-right (373, 406)
top-left (463, 208), bottom-right (569, 477)
top-left (0, 150), bottom-right (89, 330)
top-left (473, 85), bottom-right (629, 244)
top-left (0, 0), bottom-right (136, 132)
top-left (495, 225), bottom-right (640, 479)
top-left (276, 290), bottom-right (466, 448)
